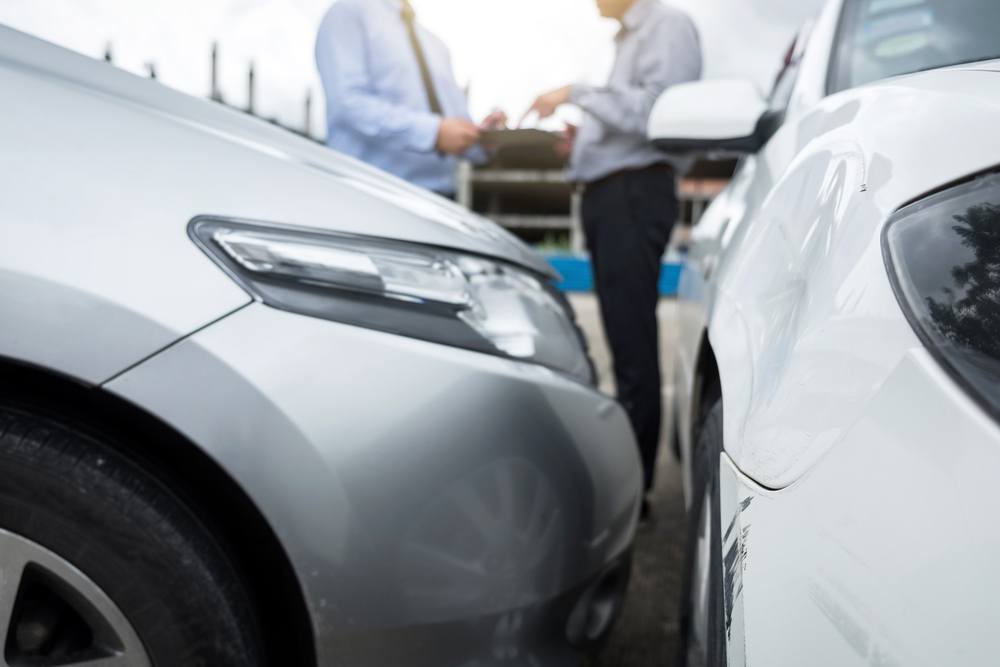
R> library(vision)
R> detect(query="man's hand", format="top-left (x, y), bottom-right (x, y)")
top-left (479, 109), bottom-right (508, 131)
top-left (436, 118), bottom-right (480, 155)
top-left (522, 85), bottom-right (573, 125)
top-left (555, 123), bottom-right (577, 160)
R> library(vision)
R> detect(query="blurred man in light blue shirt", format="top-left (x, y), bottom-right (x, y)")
top-left (316, 0), bottom-right (503, 197)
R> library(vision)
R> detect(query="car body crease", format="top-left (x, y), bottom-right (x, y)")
top-left (99, 301), bottom-right (253, 387)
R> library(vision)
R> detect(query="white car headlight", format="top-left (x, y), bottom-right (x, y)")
top-left (191, 218), bottom-right (594, 384)
top-left (884, 172), bottom-right (1000, 419)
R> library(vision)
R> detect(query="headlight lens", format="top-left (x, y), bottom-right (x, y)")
top-left (884, 173), bottom-right (1000, 418)
top-left (191, 218), bottom-right (594, 383)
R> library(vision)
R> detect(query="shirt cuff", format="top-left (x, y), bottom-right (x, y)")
top-left (464, 144), bottom-right (488, 165)
top-left (408, 113), bottom-right (441, 153)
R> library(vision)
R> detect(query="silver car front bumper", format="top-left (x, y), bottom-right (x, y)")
top-left (106, 303), bottom-right (642, 665)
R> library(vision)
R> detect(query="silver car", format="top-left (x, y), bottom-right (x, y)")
top-left (0, 27), bottom-right (641, 667)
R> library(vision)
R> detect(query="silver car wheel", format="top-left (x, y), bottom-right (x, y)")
top-left (0, 527), bottom-right (151, 667)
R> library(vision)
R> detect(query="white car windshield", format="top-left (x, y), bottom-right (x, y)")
top-left (831, 0), bottom-right (1000, 93)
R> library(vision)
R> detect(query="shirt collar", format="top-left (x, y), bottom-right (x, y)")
top-left (621, 0), bottom-right (657, 33)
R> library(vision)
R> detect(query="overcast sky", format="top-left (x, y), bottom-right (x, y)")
top-left (0, 0), bottom-right (825, 137)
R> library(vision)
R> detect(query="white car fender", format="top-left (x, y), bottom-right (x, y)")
top-left (713, 73), bottom-right (1000, 489)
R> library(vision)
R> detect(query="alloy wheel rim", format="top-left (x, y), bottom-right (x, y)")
top-left (0, 527), bottom-right (150, 667)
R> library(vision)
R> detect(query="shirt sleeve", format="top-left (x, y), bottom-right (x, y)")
top-left (570, 15), bottom-right (702, 137)
top-left (315, 5), bottom-right (440, 153)
top-left (463, 144), bottom-right (489, 165)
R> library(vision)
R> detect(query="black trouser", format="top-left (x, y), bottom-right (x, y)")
top-left (582, 164), bottom-right (677, 493)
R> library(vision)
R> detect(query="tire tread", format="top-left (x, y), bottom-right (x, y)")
top-left (0, 405), bottom-right (262, 667)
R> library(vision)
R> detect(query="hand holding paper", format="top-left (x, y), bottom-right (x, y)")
top-left (555, 123), bottom-right (577, 160)
top-left (479, 109), bottom-right (509, 131)
top-left (435, 118), bottom-right (480, 155)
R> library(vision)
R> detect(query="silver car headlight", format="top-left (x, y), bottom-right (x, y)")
top-left (883, 172), bottom-right (1000, 419)
top-left (190, 218), bottom-right (594, 383)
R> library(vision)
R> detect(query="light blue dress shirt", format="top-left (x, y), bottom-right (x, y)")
top-left (316, 0), bottom-right (477, 195)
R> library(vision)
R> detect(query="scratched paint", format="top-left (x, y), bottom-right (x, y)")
top-left (722, 496), bottom-right (752, 639)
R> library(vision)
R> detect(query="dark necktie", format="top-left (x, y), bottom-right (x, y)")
top-left (401, 0), bottom-right (444, 116)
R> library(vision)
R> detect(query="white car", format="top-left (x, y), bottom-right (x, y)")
top-left (648, 0), bottom-right (1000, 665)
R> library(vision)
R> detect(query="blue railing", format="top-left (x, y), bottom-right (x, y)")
top-left (544, 255), bottom-right (682, 297)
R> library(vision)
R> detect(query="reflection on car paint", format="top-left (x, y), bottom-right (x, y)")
top-left (401, 458), bottom-right (565, 618)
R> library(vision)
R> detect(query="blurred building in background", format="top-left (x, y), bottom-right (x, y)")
top-left (459, 132), bottom-right (733, 254)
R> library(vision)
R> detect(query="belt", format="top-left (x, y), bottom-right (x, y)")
top-left (584, 163), bottom-right (674, 191)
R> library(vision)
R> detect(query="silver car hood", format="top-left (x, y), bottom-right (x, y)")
top-left (0, 26), bottom-right (555, 278)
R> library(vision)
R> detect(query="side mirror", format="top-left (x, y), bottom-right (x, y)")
top-left (648, 79), bottom-right (778, 155)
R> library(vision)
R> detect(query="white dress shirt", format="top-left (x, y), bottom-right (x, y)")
top-left (568, 0), bottom-right (702, 183)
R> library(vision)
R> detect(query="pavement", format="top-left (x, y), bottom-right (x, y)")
top-left (569, 294), bottom-right (687, 667)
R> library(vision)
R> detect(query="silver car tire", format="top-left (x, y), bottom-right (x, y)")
top-left (0, 406), bottom-right (261, 666)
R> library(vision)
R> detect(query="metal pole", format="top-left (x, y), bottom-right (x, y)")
top-left (457, 161), bottom-right (473, 209)
top-left (247, 62), bottom-right (256, 115)
top-left (210, 42), bottom-right (221, 101)
top-left (304, 89), bottom-right (312, 138)
top-left (570, 187), bottom-right (584, 255)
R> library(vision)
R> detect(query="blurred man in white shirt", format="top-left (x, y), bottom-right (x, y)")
top-left (527, 0), bottom-right (702, 518)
